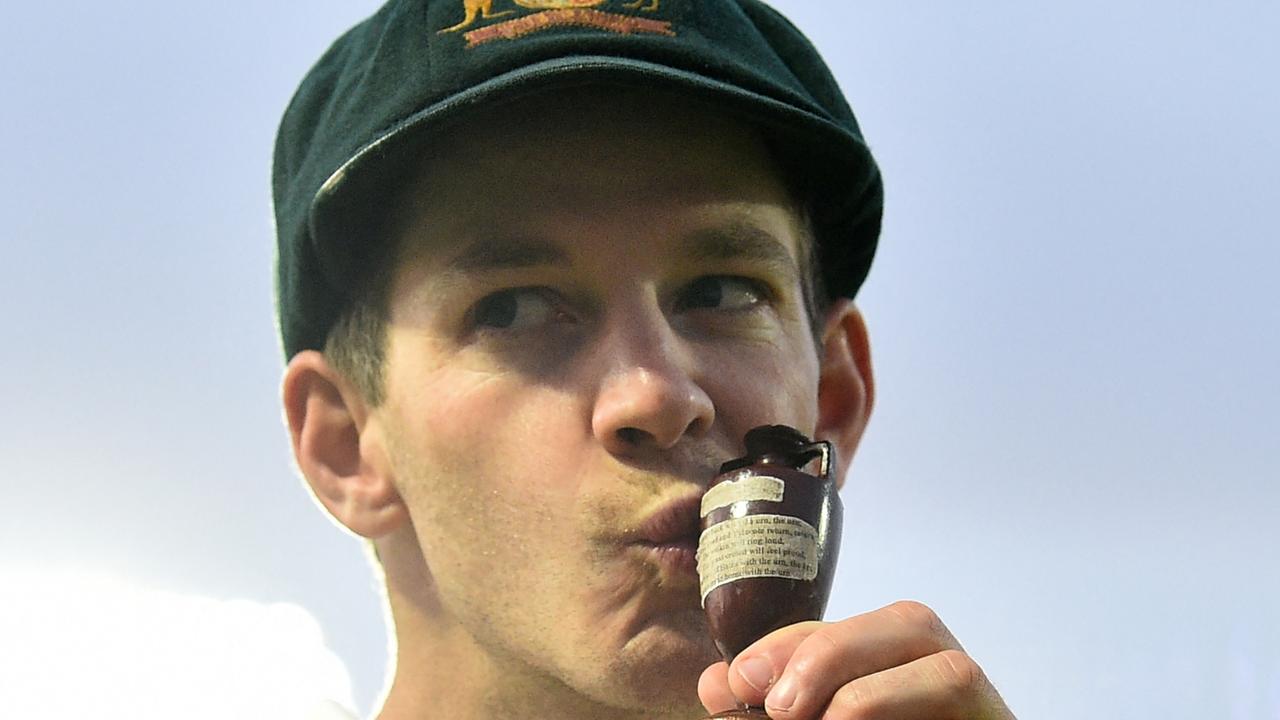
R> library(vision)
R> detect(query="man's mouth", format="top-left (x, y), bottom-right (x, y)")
top-left (630, 494), bottom-right (703, 576)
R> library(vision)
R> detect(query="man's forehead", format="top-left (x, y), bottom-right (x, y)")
top-left (438, 220), bottom-right (799, 275)
top-left (389, 216), bottom-right (806, 317)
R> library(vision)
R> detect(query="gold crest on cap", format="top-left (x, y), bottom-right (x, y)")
top-left (440, 0), bottom-right (673, 47)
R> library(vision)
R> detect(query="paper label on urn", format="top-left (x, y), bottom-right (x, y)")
top-left (699, 474), bottom-right (785, 517)
top-left (697, 514), bottom-right (819, 604)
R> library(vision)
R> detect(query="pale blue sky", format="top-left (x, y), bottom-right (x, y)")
top-left (2, 2), bottom-right (1277, 717)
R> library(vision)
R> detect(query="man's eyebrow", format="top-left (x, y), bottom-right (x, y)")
top-left (445, 237), bottom-right (570, 273)
top-left (681, 223), bottom-right (799, 276)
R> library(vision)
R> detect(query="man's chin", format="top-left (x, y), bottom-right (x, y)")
top-left (587, 608), bottom-right (720, 712)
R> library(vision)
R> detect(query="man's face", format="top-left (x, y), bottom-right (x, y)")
top-left (370, 91), bottom-right (823, 713)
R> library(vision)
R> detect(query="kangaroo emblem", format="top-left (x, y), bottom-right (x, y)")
top-left (440, 0), bottom-right (673, 44)
top-left (440, 0), bottom-right (514, 33)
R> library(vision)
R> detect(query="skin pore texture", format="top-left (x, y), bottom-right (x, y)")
top-left (284, 89), bottom-right (875, 720)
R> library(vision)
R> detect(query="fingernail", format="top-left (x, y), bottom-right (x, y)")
top-left (736, 656), bottom-right (774, 693)
top-left (766, 674), bottom-right (797, 712)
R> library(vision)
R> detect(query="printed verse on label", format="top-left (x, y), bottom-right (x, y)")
top-left (697, 514), bottom-right (818, 603)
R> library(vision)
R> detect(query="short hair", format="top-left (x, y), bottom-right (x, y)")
top-left (323, 275), bottom-right (391, 407)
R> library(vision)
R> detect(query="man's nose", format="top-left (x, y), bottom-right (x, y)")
top-left (590, 316), bottom-right (715, 457)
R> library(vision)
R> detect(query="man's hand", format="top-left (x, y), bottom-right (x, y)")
top-left (697, 600), bottom-right (1015, 719)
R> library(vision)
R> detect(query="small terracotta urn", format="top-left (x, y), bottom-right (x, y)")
top-left (697, 425), bottom-right (842, 719)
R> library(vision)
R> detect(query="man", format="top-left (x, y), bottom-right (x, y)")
top-left (274, 1), bottom-right (1016, 718)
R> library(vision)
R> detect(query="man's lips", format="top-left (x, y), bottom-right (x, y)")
top-left (633, 494), bottom-right (703, 545)
top-left (630, 494), bottom-right (703, 576)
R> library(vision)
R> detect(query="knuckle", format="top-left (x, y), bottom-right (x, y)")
top-left (790, 625), bottom-right (842, 677)
top-left (935, 649), bottom-right (986, 698)
top-left (886, 599), bottom-right (945, 637)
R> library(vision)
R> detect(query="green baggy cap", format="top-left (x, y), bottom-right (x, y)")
top-left (273, 0), bottom-right (883, 359)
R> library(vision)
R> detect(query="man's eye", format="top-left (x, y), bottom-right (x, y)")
top-left (677, 276), bottom-right (767, 312)
top-left (471, 288), bottom-right (563, 330)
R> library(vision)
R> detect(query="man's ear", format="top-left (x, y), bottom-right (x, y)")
top-left (814, 299), bottom-right (875, 488)
top-left (282, 350), bottom-right (407, 538)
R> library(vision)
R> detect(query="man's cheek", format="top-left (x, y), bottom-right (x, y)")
top-left (709, 357), bottom-right (819, 431)
top-left (408, 379), bottom-right (583, 520)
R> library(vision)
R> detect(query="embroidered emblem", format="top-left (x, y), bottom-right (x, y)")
top-left (439, 0), bottom-right (673, 47)
top-left (513, 0), bottom-right (608, 7)
top-left (440, 0), bottom-right (514, 33)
